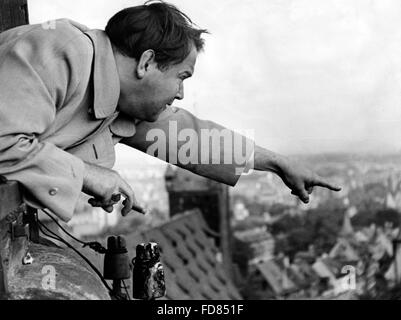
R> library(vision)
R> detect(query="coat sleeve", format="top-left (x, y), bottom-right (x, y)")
top-left (120, 106), bottom-right (255, 186)
top-left (0, 24), bottom-right (91, 221)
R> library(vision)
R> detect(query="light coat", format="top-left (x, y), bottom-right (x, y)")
top-left (0, 19), bottom-right (253, 221)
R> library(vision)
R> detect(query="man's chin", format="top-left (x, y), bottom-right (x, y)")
top-left (148, 106), bottom-right (170, 122)
top-left (148, 116), bottom-right (159, 122)
top-left (144, 113), bottom-right (161, 122)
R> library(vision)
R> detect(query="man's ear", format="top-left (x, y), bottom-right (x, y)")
top-left (136, 49), bottom-right (156, 79)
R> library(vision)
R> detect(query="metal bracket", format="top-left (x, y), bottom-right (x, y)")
top-left (23, 207), bottom-right (39, 244)
top-left (10, 221), bottom-right (30, 241)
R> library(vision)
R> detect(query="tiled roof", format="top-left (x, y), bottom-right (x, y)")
top-left (254, 260), bottom-right (297, 295)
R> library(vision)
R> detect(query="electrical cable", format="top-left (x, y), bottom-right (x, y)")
top-left (41, 209), bottom-right (88, 245)
top-left (37, 220), bottom-right (114, 293)
top-left (37, 223), bottom-right (65, 243)
top-left (122, 279), bottom-right (131, 300)
top-left (41, 208), bottom-right (107, 253)
top-left (39, 209), bottom-right (133, 300)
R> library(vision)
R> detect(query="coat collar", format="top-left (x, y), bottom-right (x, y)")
top-left (84, 30), bottom-right (120, 120)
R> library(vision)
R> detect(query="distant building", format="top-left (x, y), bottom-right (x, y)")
top-left (233, 225), bottom-right (275, 263)
top-left (67, 206), bottom-right (120, 237)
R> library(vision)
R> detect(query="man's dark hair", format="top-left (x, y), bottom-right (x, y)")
top-left (105, 1), bottom-right (208, 70)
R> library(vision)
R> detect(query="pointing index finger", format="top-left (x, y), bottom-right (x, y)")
top-left (118, 186), bottom-right (135, 216)
top-left (313, 178), bottom-right (341, 192)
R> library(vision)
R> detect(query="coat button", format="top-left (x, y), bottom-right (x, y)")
top-left (49, 188), bottom-right (59, 196)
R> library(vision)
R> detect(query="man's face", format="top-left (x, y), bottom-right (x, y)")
top-left (117, 46), bottom-right (198, 122)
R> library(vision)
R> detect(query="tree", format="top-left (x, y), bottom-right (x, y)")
top-left (375, 208), bottom-right (400, 228)
top-left (272, 203), bottom-right (344, 258)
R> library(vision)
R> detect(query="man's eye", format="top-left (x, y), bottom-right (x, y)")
top-left (179, 74), bottom-right (191, 81)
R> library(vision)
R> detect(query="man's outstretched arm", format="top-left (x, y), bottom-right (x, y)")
top-left (123, 106), bottom-right (341, 202)
top-left (121, 106), bottom-right (255, 186)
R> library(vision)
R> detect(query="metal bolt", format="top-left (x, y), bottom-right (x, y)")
top-left (22, 252), bottom-right (34, 265)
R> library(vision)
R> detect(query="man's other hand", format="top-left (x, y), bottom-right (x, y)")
top-left (82, 162), bottom-right (139, 216)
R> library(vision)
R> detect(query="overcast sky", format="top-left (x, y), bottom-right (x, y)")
top-left (28, 0), bottom-right (401, 157)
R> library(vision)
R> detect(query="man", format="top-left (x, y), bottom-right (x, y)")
top-left (0, 1), bottom-right (340, 222)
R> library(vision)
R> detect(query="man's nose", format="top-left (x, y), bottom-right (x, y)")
top-left (175, 84), bottom-right (184, 100)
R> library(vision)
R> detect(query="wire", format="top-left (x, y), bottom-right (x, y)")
top-left (122, 280), bottom-right (131, 300)
top-left (37, 220), bottom-right (113, 293)
top-left (37, 224), bottom-right (65, 244)
top-left (41, 209), bottom-right (86, 245)
top-left (41, 209), bottom-right (107, 254)
top-left (38, 220), bottom-right (113, 292)
top-left (39, 209), bottom-right (132, 300)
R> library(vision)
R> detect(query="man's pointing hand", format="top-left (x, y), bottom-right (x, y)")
top-left (254, 146), bottom-right (341, 203)
top-left (281, 159), bottom-right (341, 203)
